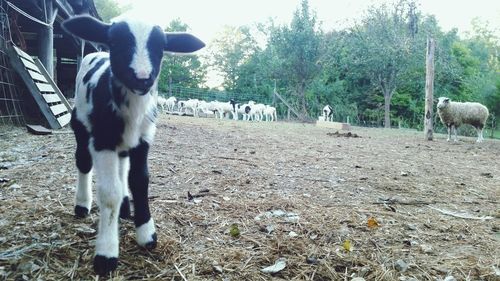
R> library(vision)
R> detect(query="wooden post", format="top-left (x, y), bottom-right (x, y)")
top-left (424, 37), bottom-right (435, 140)
top-left (169, 76), bottom-right (172, 96)
top-left (38, 0), bottom-right (56, 77)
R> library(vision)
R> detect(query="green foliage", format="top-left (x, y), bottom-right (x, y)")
top-left (157, 19), bottom-right (207, 92)
top-left (94, 0), bottom-right (131, 22)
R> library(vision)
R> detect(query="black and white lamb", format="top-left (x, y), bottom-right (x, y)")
top-left (436, 97), bottom-right (489, 143)
top-left (62, 15), bottom-right (204, 275)
top-left (322, 105), bottom-right (333, 121)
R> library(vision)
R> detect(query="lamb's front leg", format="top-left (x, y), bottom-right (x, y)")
top-left (92, 150), bottom-right (122, 275)
top-left (118, 151), bottom-right (131, 219)
top-left (72, 114), bottom-right (93, 218)
top-left (129, 140), bottom-right (157, 249)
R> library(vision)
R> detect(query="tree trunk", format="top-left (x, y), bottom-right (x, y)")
top-left (383, 91), bottom-right (392, 128)
top-left (424, 37), bottom-right (435, 140)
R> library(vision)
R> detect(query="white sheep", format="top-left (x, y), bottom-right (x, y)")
top-left (63, 14), bottom-right (204, 275)
top-left (164, 96), bottom-right (177, 112)
top-left (215, 100), bottom-right (237, 119)
top-left (157, 96), bottom-right (167, 112)
top-left (263, 105), bottom-right (277, 122)
top-left (437, 97), bottom-right (489, 143)
top-left (183, 99), bottom-right (200, 116)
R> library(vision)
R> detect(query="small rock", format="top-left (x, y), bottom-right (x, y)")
top-left (405, 223), bottom-right (417, 231)
top-left (420, 244), bottom-right (433, 254)
top-left (306, 256), bottom-right (318, 264)
top-left (351, 278), bottom-right (366, 281)
top-left (17, 261), bottom-right (40, 273)
top-left (288, 231), bottom-right (298, 238)
top-left (444, 276), bottom-right (456, 281)
top-left (394, 259), bottom-right (408, 272)
top-left (400, 171), bottom-right (409, 176)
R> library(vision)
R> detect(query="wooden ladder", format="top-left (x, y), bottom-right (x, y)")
top-left (6, 44), bottom-right (71, 129)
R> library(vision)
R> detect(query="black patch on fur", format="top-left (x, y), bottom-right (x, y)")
top-left (128, 140), bottom-right (151, 227)
top-left (86, 86), bottom-right (93, 102)
top-left (83, 58), bottom-right (107, 85)
top-left (245, 105), bottom-right (251, 114)
top-left (93, 255), bottom-right (118, 276)
top-left (74, 205), bottom-right (89, 218)
top-left (111, 82), bottom-right (126, 107)
top-left (89, 68), bottom-right (125, 151)
top-left (144, 233), bottom-right (157, 250)
top-left (89, 56), bottom-right (98, 65)
top-left (119, 196), bottom-right (131, 219)
top-left (118, 151), bottom-right (129, 158)
top-left (71, 109), bottom-right (92, 174)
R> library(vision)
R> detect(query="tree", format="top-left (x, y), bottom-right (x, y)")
top-left (94, 0), bottom-right (130, 22)
top-left (158, 19), bottom-right (207, 92)
top-left (267, 0), bottom-right (321, 115)
top-left (208, 25), bottom-right (259, 91)
top-left (346, 0), bottom-right (420, 128)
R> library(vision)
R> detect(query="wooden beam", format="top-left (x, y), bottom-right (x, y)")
top-left (273, 90), bottom-right (306, 121)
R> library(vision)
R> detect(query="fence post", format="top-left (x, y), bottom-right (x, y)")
top-left (424, 37), bottom-right (435, 141)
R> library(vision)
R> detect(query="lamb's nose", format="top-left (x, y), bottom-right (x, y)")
top-left (136, 70), bottom-right (150, 80)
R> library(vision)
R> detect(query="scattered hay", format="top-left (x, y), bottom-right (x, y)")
top-left (0, 118), bottom-right (499, 280)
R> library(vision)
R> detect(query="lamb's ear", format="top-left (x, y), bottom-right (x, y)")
top-left (62, 16), bottom-right (110, 44)
top-left (164, 33), bottom-right (205, 53)
top-left (444, 98), bottom-right (450, 103)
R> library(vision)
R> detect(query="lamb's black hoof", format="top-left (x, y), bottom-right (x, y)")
top-left (119, 196), bottom-right (131, 219)
top-left (74, 205), bottom-right (89, 218)
top-left (144, 233), bottom-right (157, 250)
top-left (93, 255), bottom-right (118, 276)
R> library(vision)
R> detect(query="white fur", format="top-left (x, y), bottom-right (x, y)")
top-left (263, 105), bottom-right (277, 122)
top-left (136, 218), bottom-right (156, 246)
top-left (75, 170), bottom-right (93, 210)
top-left (128, 22), bottom-right (155, 80)
top-left (92, 150), bottom-right (122, 258)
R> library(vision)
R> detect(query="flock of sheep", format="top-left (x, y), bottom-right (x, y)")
top-left (157, 96), bottom-right (278, 121)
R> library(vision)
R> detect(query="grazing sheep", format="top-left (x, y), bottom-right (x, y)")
top-left (215, 99), bottom-right (237, 119)
top-left (322, 105), bottom-right (333, 121)
top-left (235, 103), bottom-right (251, 120)
top-left (164, 96), bottom-right (177, 112)
top-left (437, 97), bottom-right (489, 143)
top-left (183, 99), bottom-right (200, 116)
top-left (157, 96), bottom-right (167, 112)
top-left (63, 14), bottom-right (204, 275)
top-left (263, 105), bottom-right (277, 122)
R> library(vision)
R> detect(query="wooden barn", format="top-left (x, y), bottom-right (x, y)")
top-left (0, 0), bottom-right (101, 129)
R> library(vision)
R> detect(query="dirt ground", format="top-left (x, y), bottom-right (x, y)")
top-left (0, 115), bottom-right (499, 281)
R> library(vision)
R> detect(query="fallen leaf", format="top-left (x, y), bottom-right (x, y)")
top-left (261, 258), bottom-right (286, 274)
top-left (367, 217), bottom-right (379, 228)
top-left (343, 240), bottom-right (352, 252)
top-left (229, 224), bottom-right (240, 237)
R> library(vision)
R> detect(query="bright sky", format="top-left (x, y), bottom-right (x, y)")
top-left (116, 0), bottom-right (499, 88)
top-left (116, 0), bottom-right (500, 43)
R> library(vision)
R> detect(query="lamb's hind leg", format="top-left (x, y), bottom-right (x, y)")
top-left (92, 150), bottom-right (122, 275)
top-left (71, 112), bottom-right (93, 218)
top-left (129, 140), bottom-right (157, 249)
